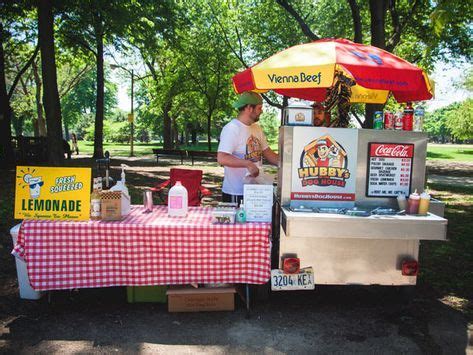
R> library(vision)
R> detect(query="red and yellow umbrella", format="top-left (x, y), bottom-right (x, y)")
top-left (232, 38), bottom-right (433, 104)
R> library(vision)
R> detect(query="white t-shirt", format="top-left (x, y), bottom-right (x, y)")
top-left (218, 119), bottom-right (269, 195)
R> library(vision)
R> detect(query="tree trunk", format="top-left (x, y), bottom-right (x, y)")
top-left (191, 125), bottom-right (197, 145)
top-left (207, 114), bottom-right (212, 152)
top-left (365, 0), bottom-right (389, 128)
top-left (12, 114), bottom-right (24, 136)
top-left (172, 116), bottom-right (179, 147)
top-left (185, 123), bottom-right (191, 146)
top-left (162, 98), bottom-right (173, 149)
top-left (32, 59), bottom-right (46, 136)
top-left (64, 122), bottom-right (69, 140)
top-left (207, 112), bottom-right (212, 152)
top-left (347, 0), bottom-right (363, 43)
top-left (38, 0), bottom-right (64, 165)
top-left (0, 22), bottom-right (14, 168)
top-left (93, 19), bottom-right (104, 158)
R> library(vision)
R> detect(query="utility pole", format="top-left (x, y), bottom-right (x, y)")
top-left (111, 64), bottom-right (135, 157)
top-left (130, 69), bottom-right (134, 157)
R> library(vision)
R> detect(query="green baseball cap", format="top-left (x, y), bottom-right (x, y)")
top-left (232, 92), bottom-right (263, 109)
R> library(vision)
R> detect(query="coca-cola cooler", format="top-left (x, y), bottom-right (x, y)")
top-left (272, 127), bottom-right (447, 291)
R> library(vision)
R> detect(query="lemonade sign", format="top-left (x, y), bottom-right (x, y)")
top-left (15, 166), bottom-right (91, 220)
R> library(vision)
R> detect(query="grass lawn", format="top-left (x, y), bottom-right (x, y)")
top-left (427, 144), bottom-right (473, 162)
top-left (78, 141), bottom-right (473, 162)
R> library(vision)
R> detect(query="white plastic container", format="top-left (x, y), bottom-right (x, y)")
top-left (10, 224), bottom-right (43, 300)
top-left (110, 165), bottom-right (131, 217)
top-left (283, 102), bottom-right (313, 126)
top-left (168, 181), bottom-right (188, 217)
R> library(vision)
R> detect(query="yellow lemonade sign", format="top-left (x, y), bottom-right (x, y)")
top-left (14, 166), bottom-right (91, 220)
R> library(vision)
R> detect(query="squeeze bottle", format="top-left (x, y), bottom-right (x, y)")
top-left (90, 177), bottom-right (102, 220)
top-left (418, 191), bottom-right (431, 215)
top-left (110, 164), bottom-right (131, 217)
top-left (168, 181), bottom-right (188, 217)
top-left (407, 190), bottom-right (420, 215)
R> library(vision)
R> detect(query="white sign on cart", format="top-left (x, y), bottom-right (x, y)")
top-left (367, 143), bottom-right (414, 197)
top-left (290, 127), bottom-right (358, 208)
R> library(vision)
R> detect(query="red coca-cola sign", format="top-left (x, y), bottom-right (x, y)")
top-left (370, 143), bottom-right (414, 158)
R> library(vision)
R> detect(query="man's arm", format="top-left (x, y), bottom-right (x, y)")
top-left (263, 147), bottom-right (279, 166)
top-left (217, 152), bottom-right (260, 177)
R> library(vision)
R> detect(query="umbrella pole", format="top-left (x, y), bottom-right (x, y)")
top-left (280, 96), bottom-right (289, 126)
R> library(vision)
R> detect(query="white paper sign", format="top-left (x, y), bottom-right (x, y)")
top-left (290, 127), bottom-right (358, 208)
top-left (243, 184), bottom-right (273, 222)
top-left (367, 143), bottom-right (414, 197)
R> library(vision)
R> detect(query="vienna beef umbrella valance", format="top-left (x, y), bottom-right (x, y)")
top-left (232, 38), bottom-right (434, 104)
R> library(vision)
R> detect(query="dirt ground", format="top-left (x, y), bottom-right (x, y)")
top-left (1, 156), bottom-right (472, 354)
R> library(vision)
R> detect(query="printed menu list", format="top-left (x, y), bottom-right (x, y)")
top-left (367, 143), bottom-right (414, 197)
top-left (243, 184), bottom-right (274, 222)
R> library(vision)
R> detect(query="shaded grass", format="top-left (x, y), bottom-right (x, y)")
top-left (419, 182), bottom-right (473, 314)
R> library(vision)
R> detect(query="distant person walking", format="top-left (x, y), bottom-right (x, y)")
top-left (71, 133), bottom-right (79, 155)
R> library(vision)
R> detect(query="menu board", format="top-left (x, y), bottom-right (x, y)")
top-left (367, 143), bottom-right (414, 197)
top-left (243, 184), bottom-right (273, 222)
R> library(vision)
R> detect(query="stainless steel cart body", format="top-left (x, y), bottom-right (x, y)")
top-left (274, 127), bottom-right (447, 288)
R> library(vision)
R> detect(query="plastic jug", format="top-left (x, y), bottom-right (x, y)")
top-left (110, 164), bottom-right (131, 217)
top-left (168, 181), bottom-right (188, 217)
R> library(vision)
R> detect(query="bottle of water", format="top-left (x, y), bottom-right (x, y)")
top-left (168, 181), bottom-right (188, 217)
top-left (413, 106), bottom-right (425, 132)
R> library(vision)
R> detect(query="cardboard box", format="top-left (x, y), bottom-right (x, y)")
top-left (126, 286), bottom-right (167, 303)
top-left (167, 286), bottom-right (236, 312)
top-left (101, 191), bottom-right (121, 221)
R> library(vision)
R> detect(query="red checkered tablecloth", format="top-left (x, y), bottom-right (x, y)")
top-left (13, 206), bottom-right (271, 291)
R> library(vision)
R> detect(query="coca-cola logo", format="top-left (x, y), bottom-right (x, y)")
top-left (371, 144), bottom-right (413, 158)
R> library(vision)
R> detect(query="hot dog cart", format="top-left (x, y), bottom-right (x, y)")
top-left (271, 126), bottom-right (448, 291)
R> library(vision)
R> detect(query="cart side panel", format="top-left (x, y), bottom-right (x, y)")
top-left (279, 227), bottom-right (418, 286)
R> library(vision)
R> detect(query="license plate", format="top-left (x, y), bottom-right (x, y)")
top-left (271, 267), bottom-right (315, 291)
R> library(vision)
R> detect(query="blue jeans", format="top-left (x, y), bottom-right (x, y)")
top-left (221, 192), bottom-right (243, 206)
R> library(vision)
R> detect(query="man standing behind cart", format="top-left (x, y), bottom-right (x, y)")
top-left (217, 92), bottom-right (279, 204)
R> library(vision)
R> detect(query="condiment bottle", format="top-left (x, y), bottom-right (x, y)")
top-left (397, 193), bottom-right (407, 212)
top-left (236, 201), bottom-right (247, 223)
top-left (90, 177), bottom-right (102, 220)
top-left (418, 191), bottom-right (431, 215)
top-left (407, 190), bottom-right (420, 215)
